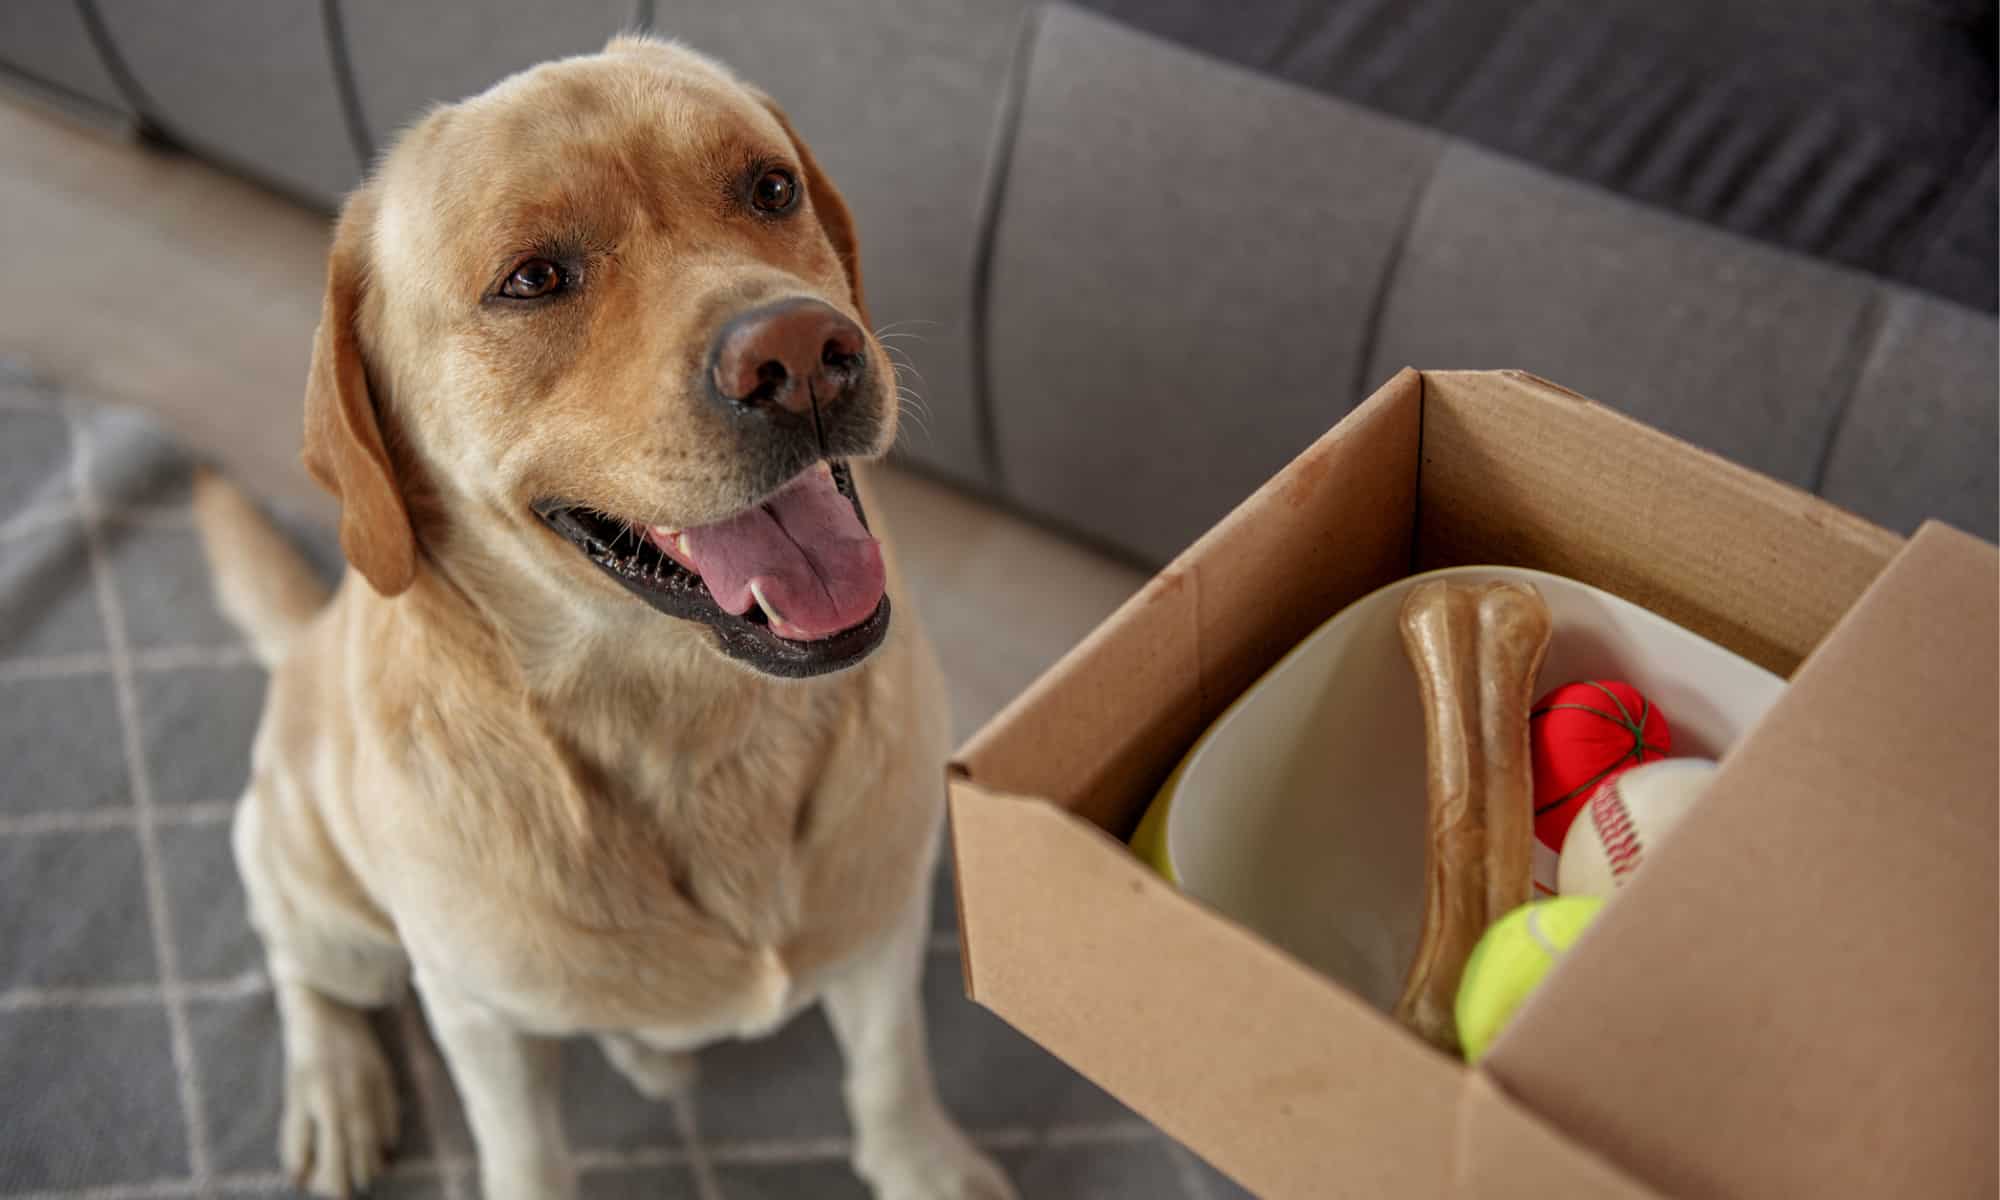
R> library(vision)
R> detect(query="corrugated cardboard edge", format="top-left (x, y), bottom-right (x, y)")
top-left (1487, 522), bottom-right (2000, 1197)
top-left (949, 810), bottom-right (979, 996)
top-left (1455, 1071), bottom-right (1657, 1199)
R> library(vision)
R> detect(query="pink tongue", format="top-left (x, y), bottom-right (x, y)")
top-left (650, 466), bottom-right (884, 641)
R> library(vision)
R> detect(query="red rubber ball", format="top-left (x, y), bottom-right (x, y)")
top-left (1530, 681), bottom-right (1671, 853)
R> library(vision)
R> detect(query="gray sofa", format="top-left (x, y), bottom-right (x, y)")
top-left (3, 0), bottom-right (1993, 556)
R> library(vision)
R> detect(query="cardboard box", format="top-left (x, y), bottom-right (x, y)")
top-left (948, 370), bottom-right (1997, 1198)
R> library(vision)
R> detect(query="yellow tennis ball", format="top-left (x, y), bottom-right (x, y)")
top-left (1456, 896), bottom-right (1605, 1063)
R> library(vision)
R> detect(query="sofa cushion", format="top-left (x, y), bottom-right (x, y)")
top-left (1908, 144), bottom-right (1999, 323)
top-left (341, 0), bottom-right (636, 152)
top-left (1082, 0), bottom-right (1521, 126)
top-left (1820, 291), bottom-right (1999, 539)
top-left (985, 5), bottom-right (1443, 562)
top-left (0, 0), bottom-right (134, 116)
top-left (1371, 143), bottom-right (1879, 491)
top-left (1435, 0), bottom-right (1997, 311)
top-left (94, 0), bottom-right (361, 204)
top-left (1080, 0), bottom-right (1999, 312)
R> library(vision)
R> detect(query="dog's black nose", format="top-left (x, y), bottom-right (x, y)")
top-left (709, 298), bottom-right (866, 417)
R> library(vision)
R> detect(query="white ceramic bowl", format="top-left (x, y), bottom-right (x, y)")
top-left (1140, 566), bottom-right (1784, 1013)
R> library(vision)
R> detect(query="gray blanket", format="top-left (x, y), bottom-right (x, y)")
top-left (0, 363), bottom-right (1243, 1199)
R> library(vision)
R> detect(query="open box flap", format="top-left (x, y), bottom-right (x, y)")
top-left (1487, 522), bottom-right (1999, 1197)
top-left (950, 775), bottom-right (1463, 1197)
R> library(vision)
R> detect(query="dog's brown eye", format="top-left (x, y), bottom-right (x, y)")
top-left (500, 259), bottom-right (563, 299)
top-left (750, 168), bottom-right (798, 214)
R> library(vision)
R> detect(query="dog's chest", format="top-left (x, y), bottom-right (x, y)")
top-left (612, 729), bottom-right (823, 948)
top-left (387, 678), bottom-right (925, 1033)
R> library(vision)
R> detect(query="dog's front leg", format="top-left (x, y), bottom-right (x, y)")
top-left (821, 877), bottom-right (1017, 1200)
top-left (416, 976), bottom-right (575, 1200)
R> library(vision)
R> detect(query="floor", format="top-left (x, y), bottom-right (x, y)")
top-left (869, 468), bottom-right (1146, 746)
top-left (0, 97), bottom-right (332, 517)
top-left (0, 93), bottom-right (1255, 1198)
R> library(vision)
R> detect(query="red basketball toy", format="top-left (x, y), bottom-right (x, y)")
top-left (1529, 681), bottom-right (1671, 882)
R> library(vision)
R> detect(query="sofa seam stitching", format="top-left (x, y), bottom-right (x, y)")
top-left (965, 5), bottom-right (1045, 494)
top-left (320, 0), bottom-right (375, 171)
top-left (1807, 288), bottom-right (1893, 497)
top-left (1353, 139), bottom-right (1451, 407)
top-left (70, 0), bottom-right (165, 129)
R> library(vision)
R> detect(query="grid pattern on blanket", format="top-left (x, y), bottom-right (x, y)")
top-left (0, 363), bottom-right (1250, 1200)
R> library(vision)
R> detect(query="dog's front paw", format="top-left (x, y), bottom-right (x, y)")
top-left (856, 1115), bottom-right (1017, 1200)
top-left (279, 1017), bottom-right (400, 1197)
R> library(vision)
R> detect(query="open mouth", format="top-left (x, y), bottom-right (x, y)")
top-left (534, 461), bottom-right (890, 678)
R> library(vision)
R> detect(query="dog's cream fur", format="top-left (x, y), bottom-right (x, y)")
top-left (194, 36), bottom-right (1010, 1200)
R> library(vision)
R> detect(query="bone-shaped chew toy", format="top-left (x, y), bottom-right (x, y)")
top-left (1393, 580), bottom-right (1552, 1052)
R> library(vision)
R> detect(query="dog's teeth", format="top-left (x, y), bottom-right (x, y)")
top-left (650, 527), bottom-right (694, 561)
top-left (749, 581), bottom-right (786, 629)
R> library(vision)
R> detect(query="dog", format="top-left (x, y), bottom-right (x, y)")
top-left (192, 34), bottom-right (1014, 1200)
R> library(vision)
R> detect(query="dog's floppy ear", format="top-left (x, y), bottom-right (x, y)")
top-left (301, 192), bottom-right (416, 597)
top-left (757, 95), bottom-right (869, 327)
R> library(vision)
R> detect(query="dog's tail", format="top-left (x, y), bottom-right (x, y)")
top-left (192, 468), bottom-right (331, 668)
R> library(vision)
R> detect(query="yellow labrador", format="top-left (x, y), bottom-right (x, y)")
top-left (193, 34), bottom-right (1012, 1200)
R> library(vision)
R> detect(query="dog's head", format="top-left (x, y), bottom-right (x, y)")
top-left (304, 37), bottom-right (897, 678)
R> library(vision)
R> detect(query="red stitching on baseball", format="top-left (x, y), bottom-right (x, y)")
top-left (1590, 782), bottom-right (1643, 878)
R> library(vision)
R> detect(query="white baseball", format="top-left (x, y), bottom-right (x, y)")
top-left (1558, 758), bottom-right (1719, 897)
